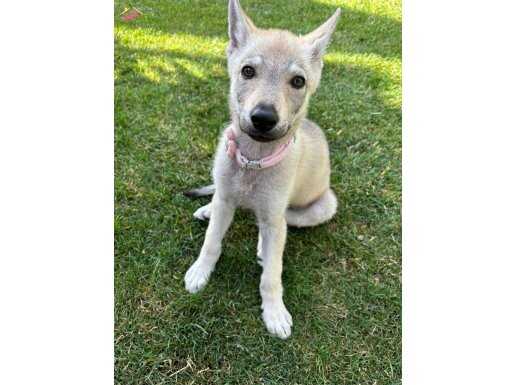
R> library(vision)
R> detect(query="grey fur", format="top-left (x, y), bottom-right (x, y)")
top-left (184, 0), bottom-right (341, 339)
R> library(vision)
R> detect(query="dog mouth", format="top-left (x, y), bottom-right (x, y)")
top-left (247, 132), bottom-right (281, 142)
top-left (242, 124), bottom-right (290, 143)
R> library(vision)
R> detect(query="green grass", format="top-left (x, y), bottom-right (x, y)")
top-left (114, 0), bottom-right (401, 384)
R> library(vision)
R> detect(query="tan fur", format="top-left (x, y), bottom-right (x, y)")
top-left (185, 0), bottom-right (340, 339)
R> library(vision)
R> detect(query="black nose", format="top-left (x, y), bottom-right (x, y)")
top-left (250, 104), bottom-right (278, 132)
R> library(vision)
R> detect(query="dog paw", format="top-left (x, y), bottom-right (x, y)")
top-left (262, 301), bottom-right (293, 339)
top-left (193, 204), bottom-right (211, 221)
top-left (184, 260), bottom-right (212, 293)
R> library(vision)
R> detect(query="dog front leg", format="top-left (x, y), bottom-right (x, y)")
top-left (258, 215), bottom-right (292, 339)
top-left (184, 194), bottom-right (235, 293)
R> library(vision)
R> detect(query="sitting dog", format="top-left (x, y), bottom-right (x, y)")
top-left (184, 0), bottom-right (340, 339)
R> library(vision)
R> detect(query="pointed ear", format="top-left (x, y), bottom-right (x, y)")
top-left (228, 0), bottom-right (256, 55)
top-left (303, 8), bottom-right (341, 61)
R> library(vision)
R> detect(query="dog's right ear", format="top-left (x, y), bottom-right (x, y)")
top-left (227, 0), bottom-right (256, 55)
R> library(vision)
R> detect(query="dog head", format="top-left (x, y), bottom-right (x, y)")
top-left (226, 0), bottom-right (340, 142)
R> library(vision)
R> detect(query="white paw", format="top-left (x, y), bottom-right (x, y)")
top-left (262, 301), bottom-right (293, 339)
top-left (193, 203), bottom-right (211, 221)
top-left (184, 260), bottom-right (213, 293)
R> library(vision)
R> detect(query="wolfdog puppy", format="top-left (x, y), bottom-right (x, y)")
top-left (184, 0), bottom-right (340, 339)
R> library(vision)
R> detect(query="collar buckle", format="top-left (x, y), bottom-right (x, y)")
top-left (242, 159), bottom-right (262, 169)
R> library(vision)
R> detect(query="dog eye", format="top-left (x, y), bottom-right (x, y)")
top-left (241, 66), bottom-right (255, 79)
top-left (291, 75), bottom-right (305, 89)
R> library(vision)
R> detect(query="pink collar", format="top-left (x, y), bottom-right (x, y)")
top-left (225, 127), bottom-right (295, 170)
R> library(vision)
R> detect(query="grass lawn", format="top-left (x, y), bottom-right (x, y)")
top-left (114, 0), bottom-right (401, 384)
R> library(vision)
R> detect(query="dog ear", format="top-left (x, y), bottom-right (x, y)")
top-left (303, 8), bottom-right (341, 62)
top-left (227, 0), bottom-right (256, 55)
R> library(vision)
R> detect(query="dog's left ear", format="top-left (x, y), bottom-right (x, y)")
top-left (303, 8), bottom-right (341, 62)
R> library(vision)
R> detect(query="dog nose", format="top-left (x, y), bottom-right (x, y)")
top-left (250, 104), bottom-right (278, 132)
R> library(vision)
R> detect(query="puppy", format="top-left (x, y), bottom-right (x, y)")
top-left (184, 0), bottom-right (340, 339)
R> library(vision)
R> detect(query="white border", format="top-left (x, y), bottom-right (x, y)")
top-left (0, 2), bottom-right (113, 384)
top-left (404, 1), bottom-right (515, 384)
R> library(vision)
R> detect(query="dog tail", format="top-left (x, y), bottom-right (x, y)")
top-left (183, 184), bottom-right (215, 198)
top-left (285, 189), bottom-right (337, 227)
